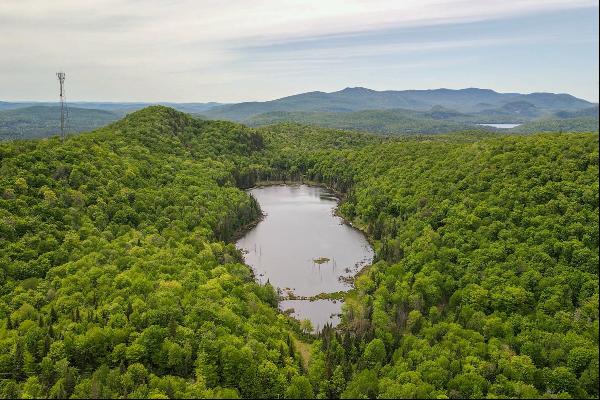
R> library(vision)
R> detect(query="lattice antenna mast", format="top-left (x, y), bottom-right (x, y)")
top-left (57, 72), bottom-right (66, 142)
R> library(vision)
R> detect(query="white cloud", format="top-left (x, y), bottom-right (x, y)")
top-left (0, 0), bottom-right (597, 101)
top-left (2, 0), bottom-right (595, 41)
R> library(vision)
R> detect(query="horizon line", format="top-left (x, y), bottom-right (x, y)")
top-left (2, 86), bottom-right (599, 105)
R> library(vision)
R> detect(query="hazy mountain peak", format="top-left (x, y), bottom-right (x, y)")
top-left (203, 87), bottom-right (595, 121)
top-left (338, 87), bottom-right (376, 94)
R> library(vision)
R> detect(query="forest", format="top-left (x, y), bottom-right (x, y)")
top-left (0, 106), bottom-right (598, 398)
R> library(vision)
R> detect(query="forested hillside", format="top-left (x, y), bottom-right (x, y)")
top-left (510, 117), bottom-right (599, 134)
top-left (1, 106), bottom-right (598, 398)
top-left (236, 104), bottom-right (599, 136)
top-left (0, 107), bottom-right (308, 398)
top-left (245, 109), bottom-right (481, 135)
top-left (203, 87), bottom-right (594, 121)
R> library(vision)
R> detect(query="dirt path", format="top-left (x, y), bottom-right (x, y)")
top-left (292, 335), bottom-right (312, 370)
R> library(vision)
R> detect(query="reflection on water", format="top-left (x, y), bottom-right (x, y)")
top-left (236, 185), bottom-right (373, 296)
top-left (236, 184), bottom-right (374, 330)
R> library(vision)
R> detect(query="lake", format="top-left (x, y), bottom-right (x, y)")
top-left (279, 299), bottom-right (343, 332)
top-left (478, 123), bottom-right (522, 129)
top-left (236, 184), bottom-right (374, 331)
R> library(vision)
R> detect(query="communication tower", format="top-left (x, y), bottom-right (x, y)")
top-left (56, 72), bottom-right (66, 141)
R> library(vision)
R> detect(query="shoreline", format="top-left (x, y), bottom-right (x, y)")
top-left (229, 211), bottom-right (266, 243)
top-left (232, 180), bottom-right (376, 314)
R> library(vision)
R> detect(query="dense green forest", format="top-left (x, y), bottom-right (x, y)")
top-left (0, 108), bottom-right (306, 398)
top-left (255, 127), bottom-right (599, 399)
top-left (244, 109), bottom-right (484, 135)
top-left (1, 106), bottom-right (598, 398)
top-left (226, 106), bottom-right (599, 137)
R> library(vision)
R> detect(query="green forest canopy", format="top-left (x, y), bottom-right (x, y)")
top-left (0, 106), bottom-right (598, 398)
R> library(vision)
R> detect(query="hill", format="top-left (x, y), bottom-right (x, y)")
top-left (0, 106), bottom-right (299, 398)
top-left (4, 90), bottom-right (596, 140)
top-left (554, 105), bottom-right (599, 119)
top-left (511, 117), bottom-right (599, 134)
top-left (245, 105), bottom-right (599, 136)
top-left (203, 87), bottom-right (595, 121)
top-left (0, 103), bottom-right (225, 140)
top-left (246, 109), bottom-right (484, 135)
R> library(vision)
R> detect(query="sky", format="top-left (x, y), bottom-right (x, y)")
top-left (1, 0), bottom-right (598, 103)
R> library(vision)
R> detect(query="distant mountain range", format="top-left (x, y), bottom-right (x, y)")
top-left (1, 88), bottom-right (597, 139)
top-left (201, 87), bottom-right (596, 121)
top-left (0, 101), bottom-right (223, 115)
top-left (0, 106), bottom-right (121, 140)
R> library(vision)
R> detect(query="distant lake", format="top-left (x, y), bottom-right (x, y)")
top-left (236, 184), bottom-right (373, 331)
top-left (478, 123), bottom-right (522, 129)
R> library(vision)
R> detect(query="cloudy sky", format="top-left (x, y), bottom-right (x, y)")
top-left (1, 0), bottom-right (598, 102)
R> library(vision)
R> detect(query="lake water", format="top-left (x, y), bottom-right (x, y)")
top-left (478, 123), bottom-right (521, 129)
top-left (236, 184), bottom-right (374, 330)
top-left (279, 299), bottom-right (343, 332)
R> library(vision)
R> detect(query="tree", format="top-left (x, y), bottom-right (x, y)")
top-left (546, 367), bottom-right (578, 395)
top-left (341, 369), bottom-right (379, 399)
top-left (362, 338), bottom-right (386, 369)
top-left (285, 375), bottom-right (314, 399)
top-left (300, 319), bottom-right (314, 335)
top-left (448, 372), bottom-right (488, 399)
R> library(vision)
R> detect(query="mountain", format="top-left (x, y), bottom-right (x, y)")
top-left (517, 92), bottom-right (594, 111)
top-left (0, 105), bottom-right (120, 139)
top-left (203, 87), bottom-right (595, 121)
top-left (475, 101), bottom-right (541, 120)
top-left (554, 105), bottom-right (599, 119)
top-left (0, 101), bottom-right (223, 115)
top-left (4, 89), bottom-right (596, 139)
